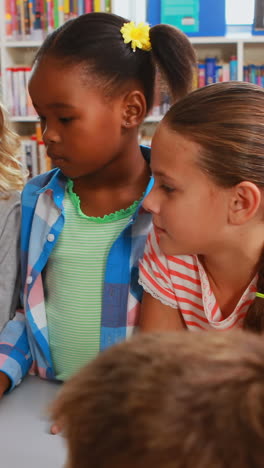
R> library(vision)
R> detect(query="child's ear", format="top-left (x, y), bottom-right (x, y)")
top-left (228, 181), bottom-right (261, 225)
top-left (122, 89), bottom-right (147, 129)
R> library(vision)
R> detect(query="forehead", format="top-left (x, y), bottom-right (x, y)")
top-left (151, 123), bottom-right (201, 175)
top-left (29, 57), bottom-right (98, 105)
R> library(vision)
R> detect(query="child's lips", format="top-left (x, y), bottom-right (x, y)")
top-left (48, 152), bottom-right (66, 163)
top-left (154, 223), bottom-right (166, 235)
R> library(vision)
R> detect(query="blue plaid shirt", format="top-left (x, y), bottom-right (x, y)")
top-left (0, 147), bottom-right (153, 391)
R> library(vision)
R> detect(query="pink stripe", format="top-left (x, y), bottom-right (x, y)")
top-left (177, 296), bottom-right (204, 312)
top-left (185, 321), bottom-right (207, 330)
top-left (140, 263), bottom-right (177, 301)
top-left (167, 255), bottom-right (199, 271)
top-left (172, 282), bottom-right (202, 299)
top-left (182, 309), bottom-right (209, 324)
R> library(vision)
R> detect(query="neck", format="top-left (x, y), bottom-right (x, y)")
top-left (199, 228), bottom-right (264, 317)
top-left (71, 136), bottom-right (151, 217)
top-left (74, 137), bottom-right (148, 191)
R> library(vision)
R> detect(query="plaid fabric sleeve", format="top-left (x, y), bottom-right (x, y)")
top-left (0, 312), bottom-right (32, 392)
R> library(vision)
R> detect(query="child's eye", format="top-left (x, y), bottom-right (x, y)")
top-left (59, 117), bottom-right (73, 123)
top-left (161, 184), bottom-right (175, 193)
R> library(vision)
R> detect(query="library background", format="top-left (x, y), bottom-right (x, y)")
top-left (0, 0), bottom-right (263, 177)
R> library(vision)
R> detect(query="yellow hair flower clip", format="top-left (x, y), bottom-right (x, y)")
top-left (120, 21), bottom-right (151, 53)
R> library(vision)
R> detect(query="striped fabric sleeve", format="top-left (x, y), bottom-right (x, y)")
top-left (139, 228), bottom-right (179, 309)
top-left (0, 312), bottom-right (32, 392)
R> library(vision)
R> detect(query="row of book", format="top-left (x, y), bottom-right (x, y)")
top-left (194, 56), bottom-right (238, 87)
top-left (5, 0), bottom-right (146, 40)
top-left (19, 124), bottom-right (52, 178)
top-left (5, 1), bottom-right (110, 40)
top-left (6, 62), bottom-right (264, 120)
top-left (243, 65), bottom-right (264, 87)
top-left (5, 66), bottom-right (35, 117)
top-left (194, 57), bottom-right (264, 88)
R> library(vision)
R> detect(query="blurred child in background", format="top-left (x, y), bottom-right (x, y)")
top-left (52, 330), bottom-right (264, 468)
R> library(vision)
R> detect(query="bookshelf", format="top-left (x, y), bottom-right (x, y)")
top-left (1, 4), bottom-right (264, 146)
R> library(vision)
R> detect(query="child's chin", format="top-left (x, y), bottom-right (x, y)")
top-left (159, 239), bottom-right (189, 257)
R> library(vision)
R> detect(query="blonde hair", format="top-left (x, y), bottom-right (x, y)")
top-left (0, 102), bottom-right (24, 195)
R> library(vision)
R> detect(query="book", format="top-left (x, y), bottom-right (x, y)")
top-left (197, 63), bottom-right (205, 88)
top-left (84, 0), bottom-right (92, 12)
top-left (93, 0), bottom-right (101, 12)
top-left (229, 55), bottom-right (237, 80)
top-left (205, 57), bottom-right (217, 85)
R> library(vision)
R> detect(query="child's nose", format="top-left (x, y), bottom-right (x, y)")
top-left (42, 124), bottom-right (61, 145)
top-left (143, 188), bottom-right (160, 215)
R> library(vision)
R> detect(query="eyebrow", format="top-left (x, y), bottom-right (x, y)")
top-left (152, 171), bottom-right (176, 182)
top-left (33, 102), bottom-right (76, 110)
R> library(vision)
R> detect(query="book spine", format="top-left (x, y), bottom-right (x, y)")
top-left (229, 55), bottom-right (238, 80)
top-left (261, 65), bottom-right (264, 87)
top-left (197, 63), bottom-right (205, 88)
top-left (5, 0), bottom-right (13, 36)
top-left (58, 0), bottom-right (64, 25)
top-left (10, 0), bottom-right (18, 38)
top-left (205, 57), bottom-right (217, 85)
top-left (17, 67), bottom-right (27, 116)
top-left (64, 0), bottom-right (70, 21)
top-left (23, 0), bottom-right (31, 36)
top-left (93, 0), bottom-right (101, 12)
top-left (24, 67), bottom-right (36, 116)
top-left (84, 0), bottom-right (92, 12)
top-left (16, 0), bottom-right (23, 36)
top-left (53, 0), bottom-right (59, 28)
top-left (222, 62), bottom-right (230, 82)
top-left (77, 0), bottom-right (84, 15)
top-left (105, 0), bottom-right (111, 12)
top-left (216, 64), bottom-right (223, 82)
top-left (249, 64), bottom-right (256, 84)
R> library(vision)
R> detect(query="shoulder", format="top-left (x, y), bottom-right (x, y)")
top-left (22, 168), bottom-right (66, 203)
top-left (0, 191), bottom-right (20, 216)
top-left (23, 168), bottom-right (61, 194)
top-left (0, 191), bottom-right (21, 235)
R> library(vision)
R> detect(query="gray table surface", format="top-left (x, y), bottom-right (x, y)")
top-left (0, 375), bottom-right (66, 468)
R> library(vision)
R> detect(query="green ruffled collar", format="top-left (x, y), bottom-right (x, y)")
top-left (67, 179), bottom-right (144, 223)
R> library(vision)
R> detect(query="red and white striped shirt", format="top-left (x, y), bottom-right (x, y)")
top-left (139, 228), bottom-right (257, 331)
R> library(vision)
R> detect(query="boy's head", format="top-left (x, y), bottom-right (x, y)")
top-left (52, 331), bottom-right (264, 468)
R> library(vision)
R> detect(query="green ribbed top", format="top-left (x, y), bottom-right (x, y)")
top-left (45, 180), bottom-right (142, 381)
